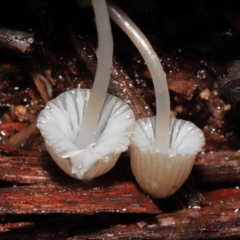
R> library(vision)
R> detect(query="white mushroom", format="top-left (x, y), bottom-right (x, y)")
top-left (37, 0), bottom-right (135, 180)
top-left (37, 88), bottom-right (134, 180)
top-left (108, 1), bottom-right (205, 198)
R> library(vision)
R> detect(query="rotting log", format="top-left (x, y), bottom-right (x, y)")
top-left (73, 206), bottom-right (240, 240)
top-left (69, 188), bottom-right (240, 239)
top-left (1, 151), bottom-right (240, 186)
top-left (0, 182), bottom-right (160, 214)
top-left (0, 188), bottom-right (240, 239)
top-left (193, 151), bottom-right (240, 184)
top-left (0, 154), bottom-right (160, 215)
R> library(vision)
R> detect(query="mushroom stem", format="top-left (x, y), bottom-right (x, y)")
top-left (76, 0), bottom-right (113, 148)
top-left (107, 1), bottom-right (170, 152)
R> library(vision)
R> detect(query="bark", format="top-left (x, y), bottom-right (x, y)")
top-left (1, 151), bottom-right (239, 186)
top-left (0, 154), bottom-right (160, 215)
top-left (193, 151), bottom-right (240, 184)
top-left (1, 189), bottom-right (239, 239)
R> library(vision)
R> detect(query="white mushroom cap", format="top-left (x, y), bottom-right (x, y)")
top-left (37, 88), bottom-right (135, 180)
top-left (130, 117), bottom-right (205, 198)
top-left (108, 2), bottom-right (205, 198)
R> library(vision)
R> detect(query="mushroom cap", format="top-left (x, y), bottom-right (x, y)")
top-left (130, 117), bottom-right (205, 198)
top-left (37, 88), bottom-right (135, 180)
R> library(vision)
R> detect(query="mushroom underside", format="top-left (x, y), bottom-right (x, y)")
top-left (37, 88), bottom-right (135, 180)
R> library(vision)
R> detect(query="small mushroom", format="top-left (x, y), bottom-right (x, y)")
top-left (37, 0), bottom-right (135, 180)
top-left (130, 117), bottom-right (204, 198)
top-left (108, 1), bottom-right (205, 198)
top-left (37, 88), bottom-right (134, 180)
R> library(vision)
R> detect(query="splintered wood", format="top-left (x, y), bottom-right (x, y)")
top-left (0, 182), bottom-right (160, 215)
top-left (0, 155), bottom-right (160, 214)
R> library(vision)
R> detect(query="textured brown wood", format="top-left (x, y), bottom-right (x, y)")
top-left (0, 182), bottom-right (160, 214)
top-left (1, 189), bottom-right (240, 239)
top-left (204, 188), bottom-right (240, 205)
top-left (0, 144), bottom-right (46, 157)
top-left (1, 151), bottom-right (240, 186)
top-left (68, 191), bottom-right (240, 240)
top-left (0, 154), bottom-right (160, 215)
top-left (7, 122), bottom-right (38, 148)
top-left (76, 213), bottom-right (239, 239)
top-left (193, 151), bottom-right (240, 184)
top-left (168, 79), bottom-right (197, 100)
top-left (0, 193), bottom-right (240, 239)
top-left (0, 155), bottom-right (58, 184)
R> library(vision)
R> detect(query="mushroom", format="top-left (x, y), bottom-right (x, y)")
top-left (108, 1), bottom-right (205, 198)
top-left (37, 0), bottom-right (135, 180)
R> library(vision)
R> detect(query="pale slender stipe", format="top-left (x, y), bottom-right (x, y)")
top-left (76, 0), bottom-right (113, 149)
top-left (108, 0), bottom-right (169, 152)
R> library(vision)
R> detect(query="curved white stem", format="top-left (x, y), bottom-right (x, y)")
top-left (107, 1), bottom-right (170, 151)
top-left (76, 0), bottom-right (113, 148)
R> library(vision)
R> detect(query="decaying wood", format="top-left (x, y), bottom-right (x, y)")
top-left (0, 122), bottom-right (28, 138)
top-left (143, 68), bottom-right (198, 100)
top-left (1, 188), bottom-right (240, 239)
top-left (7, 121), bottom-right (38, 148)
top-left (0, 154), bottom-right (160, 214)
top-left (0, 153), bottom-right (204, 209)
top-left (0, 155), bottom-right (59, 184)
top-left (1, 148), bottom-right (239, 216)
top-left (1, 150), bottom-right (239, 187)
top-left (168, 79), bottom-right (198, 100)
top-left (0, 27), bottom-right (34, 53)
top-left (72, 205), bottom-right (240, 239)
top-left (0, 153), bottom-right (130, 185)
top-left (0, 182), bottom-right (160, 215)
top-left (68, 188), bottom-right (240, 239)
top-left (0, 156), bottom-right (161, 215)
top-left (0, 92), bottom-right (29, 107)
top-left (32, 72), bottom-right (53, 103)
top-left (0, 144), bottom-right (46, 157)
top-left (0, 122), bottom-right (28, 132)
top-left (0, 222), bottom-right (34, 233)
top-left (193, 151), bottom-right (240, 184)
